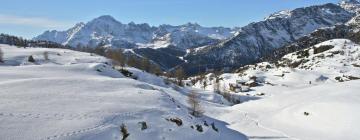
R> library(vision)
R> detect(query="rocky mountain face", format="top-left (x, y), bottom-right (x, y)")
top-left (34, 16), bottom-right (237, 50)
top-left (262, 3), bottom-right (360, 62)
top-left (184, 3), bottom-right (354, 73)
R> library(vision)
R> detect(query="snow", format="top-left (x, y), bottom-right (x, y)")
top-left (0, 44), bottom-right (247, 140)
top-left (189, 39), bottom-right (360, 140)
top-left (265, 10), bottom-right (291, 20)
top-left (34, 16), bottom-right (239, 50)
top-left (1, 39), bottom-right (359, 140)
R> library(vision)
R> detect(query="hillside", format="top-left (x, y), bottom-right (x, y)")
top-left (189, 39), bottom-right (360, 140)
top-left (0, 45), bottom-right (247, 140)
top-left (185, 3), bottom-right (354, 72)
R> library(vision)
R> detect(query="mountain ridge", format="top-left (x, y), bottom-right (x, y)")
top-left (34, 16), bottom-right (238, 50)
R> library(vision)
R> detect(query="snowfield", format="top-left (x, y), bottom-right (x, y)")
top-left (191, 39), bottom-right (360, 140)
top-left (0, 44), bottom-right (246, 140)
top-left (0, 38), bottom-right (359, 140)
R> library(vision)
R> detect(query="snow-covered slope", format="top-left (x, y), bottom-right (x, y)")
top-left (185, 3), bottom-right (354, 70)
top-left (190, 39), bottom-right (360, 140)
top-left (0, 45), bottom-right (247, 140)
top-left (34, 16), bottom-right (238, 50)
top-left (340, 0), bottom-right (360, 13)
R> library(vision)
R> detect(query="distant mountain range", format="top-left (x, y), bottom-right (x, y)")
top-left (34, 16), bottom-right (238, 50)
top-left (34, 0), bottom-right (360, 74)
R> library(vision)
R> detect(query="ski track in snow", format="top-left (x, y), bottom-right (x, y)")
top-left (40, 111), bottom-right (137, 140)
top-left (242, 112), bottom-right (300, 140)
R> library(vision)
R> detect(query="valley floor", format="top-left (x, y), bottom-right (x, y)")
top-left (196, 80), bottom-right (360, 140)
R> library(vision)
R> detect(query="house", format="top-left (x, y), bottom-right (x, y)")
top-left (229, 82), bottom-right (251, 93)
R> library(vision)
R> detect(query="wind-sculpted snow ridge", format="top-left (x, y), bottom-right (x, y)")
top-left (0, 44), bottom-right (247, 140)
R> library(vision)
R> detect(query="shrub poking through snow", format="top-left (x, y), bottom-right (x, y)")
top-left (335, 76), bottom-right (345, 82)
top-left (138, 121), bottom-right (148, 130)
top-left (347, 75), bottom-right (360, 80)
top-left (120, 124), bottom-right (130, 140)
top-left (43, 51), bottom-right (49, 60)
top-left (0, 47), bottom-right (3, 63)
top-left (352, 63), bottom-right (360, 67)
top-left (28, 55), bottom-right (35, 63)
top-left (195, 125), bottom-right (203, 132)
top-left (119, 69), bottom-right (133, 77)
top-left (166, 117), bottom-right (183, 126)
top-left (304, 112), bottom-right (310, 116)
top-left (187, 91), bottom-right (204, 117)
top-left (203, 121), bottom-right (209, 127)
top-left (211, 122), bottom-right (219, 132)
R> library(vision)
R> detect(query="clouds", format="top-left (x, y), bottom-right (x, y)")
top-left (0, 14), bottom-right (72, 28)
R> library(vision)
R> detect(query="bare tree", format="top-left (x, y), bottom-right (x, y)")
top-left (107, 49), bottom-right (126, 68)
top-left (43, 51), bottom-right (49, 61)
top-left (175, 67), bottom-right (185, 86)
top-left (187, 91), bottom-right (204, 117)
top-left (120, 124), bottom-right (130, 140)
top-left (150, 64), bottom-right (163, 76)
top-left (0, 47), bottom-right (3, 63)
top-left (213, 76), bottom-right (221, 94)
top-left (203, 80), bottom-right (207, 90)
top-left (140, 58), bottom-right (151, 72)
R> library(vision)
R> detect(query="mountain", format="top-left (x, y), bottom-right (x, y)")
top-left (34, 15), bottom-right (238, 50)
top-left (340, 0), bottom-right (360, 13)
top-left (35, 2), bottom-right (360, 74)
top-left (184, 3), bottom-right (354, 73)
top-left (262, 11), bottom-right (360, 62)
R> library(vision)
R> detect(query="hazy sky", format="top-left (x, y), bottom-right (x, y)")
top-left (0, 0), bottom-right (339, 39)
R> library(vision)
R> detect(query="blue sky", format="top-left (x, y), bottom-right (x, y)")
top-left (0, 0), bottom-right (339, 39)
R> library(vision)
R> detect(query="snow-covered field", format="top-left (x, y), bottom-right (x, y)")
top-left (192, 39), bottom-right (360, 140)
top-left (0, 45), bottom-right (246, 140)
top-left (0, 39), bottom-right (359, 140)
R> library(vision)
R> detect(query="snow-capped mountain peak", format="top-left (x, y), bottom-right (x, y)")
top-left (265, 10), bottom-right (291, 20)
top-left (34, 16), bottom-right (238, 50)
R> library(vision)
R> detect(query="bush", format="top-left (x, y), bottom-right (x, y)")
top-left (120, 124), bottom-right (130, 140)
top-left (211, 122), bottom-right (219, 132)
top-left (166, 117), bottom-right (183, 126)
top-left (195, 124), bottom-right (203, 132)
top-left (0, 48), bottom-right (3, 63)
top-left (28, 55), bottom-right (35, 63)
top-left (138, 121), bottom-right (148, 130)
top-left (296, 49), bottom-right (309, 58)
top-left (119, 68), bottom-right (133, 77)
